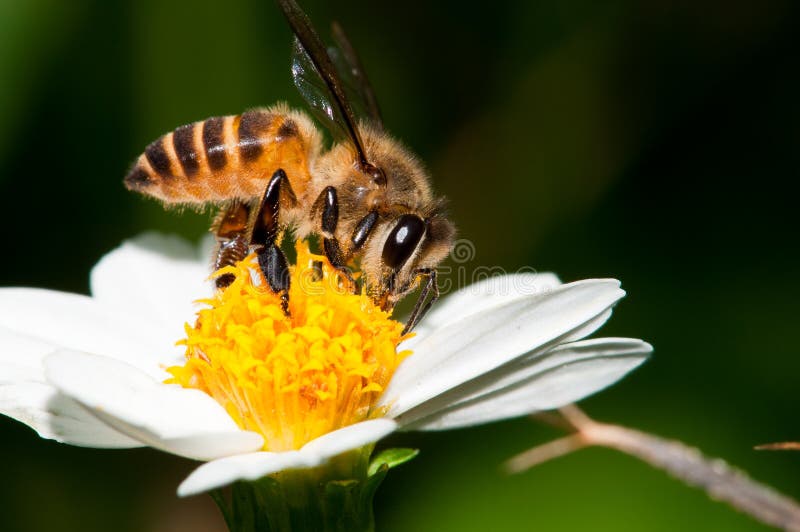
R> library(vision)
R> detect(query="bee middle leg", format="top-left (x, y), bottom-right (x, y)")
top-left (252, 168), bottom-right (297, 315)
top-left (318, 186), bottom-right (358, 292)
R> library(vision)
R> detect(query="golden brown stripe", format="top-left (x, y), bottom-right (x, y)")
top-left (124, 165), bottom-right (153, 190)
top-left (276, 119), bottom-right (298, 141)
top-left (145, 136), bottom-right (173, 178)
top-left (202, 117), bottom-right (227, 170)
top-left (173, 123), bottom-right (200, 177)
top-left (237, 110), bottom-right (273, 161)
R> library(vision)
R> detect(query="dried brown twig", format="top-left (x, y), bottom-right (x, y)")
top-left (505, 405), bottom-right (800, 531)
top-left (757, 442), bottom-right (800, 451)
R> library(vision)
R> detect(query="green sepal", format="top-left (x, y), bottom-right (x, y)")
top-left (367, 447), bottom-right (419, 477)
top-left (211, 489), bottom-right (234, 530)
top-left (211, 446), bottom-right (408, 532)
top-left (362, 463), bottom-right (388, 509)
top-left (322, 479), bottom-right (372, 531)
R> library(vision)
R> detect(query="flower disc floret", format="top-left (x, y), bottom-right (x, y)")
top-left (167, 242), bottom-right (410, 452)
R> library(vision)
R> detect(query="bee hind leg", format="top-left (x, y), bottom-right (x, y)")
top-left (318, 186), bottom-right (358, 293)
top-left (212, 202), bottom-right (252, 289)
top-left (252, 169), bottom-right (296, 316)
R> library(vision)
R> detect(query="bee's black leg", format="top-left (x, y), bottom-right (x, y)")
top-left (402, 268), bottom-right (439, 335)
top-left (212, 202), bottom-right (252, 289)
top-left (350, 210), bottom-right (379, 251)
top-left (252, 169), bottom-right (296, 315)
top-left (318, 186), bottom-right (358, 292)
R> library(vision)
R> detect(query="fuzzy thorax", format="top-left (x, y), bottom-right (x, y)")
top-left (167, 242), bottom-right (410, 452)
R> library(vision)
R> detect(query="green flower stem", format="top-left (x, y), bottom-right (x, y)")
top-left (211, 446), bottom-right (404, 532)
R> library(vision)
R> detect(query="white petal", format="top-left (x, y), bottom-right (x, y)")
top-left (149, 432), bottom-right (266, 462)
top-left (382, 279), bottom-right (624, 417)
top-left (435, 337), bottom-right (646, 413)
top-left (0, 382), bottom-right (143, 447)
top-left (0, 326), bottom-right (53, 383)
top-left (0, 288), bottom-right (170, 378)
top-left (90, 233), bottom-right (211, 349)
top-left (0, 327), bottom-right (144, 447)
top-left (44, 350), bottom-right (263, 460)
top-left (301, 418), bottom-right (397, 457)
top-left (178, 419), bottom-right (397, 497)
top-left (404, 338), bottom-right (652, 430)
top-left (178, 451), bottom-right (308, 497)
top-left (411, 272), bottom-right (561, 339)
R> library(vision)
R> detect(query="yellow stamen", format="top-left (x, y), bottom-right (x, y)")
top-left (166, 242), bottom-right (410, 452)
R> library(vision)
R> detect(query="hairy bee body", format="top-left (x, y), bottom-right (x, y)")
top-left (125, 0), bottom-right (455, 329)
top-left (126, 105), bottom-right (320, 205)
top-left (125, 104), bottom-right (452, 302)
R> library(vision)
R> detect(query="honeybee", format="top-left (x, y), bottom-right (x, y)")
top-left (124, 0), bottom-right (455, 333)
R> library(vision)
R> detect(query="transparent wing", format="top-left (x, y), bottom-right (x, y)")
top-left (329, 21), bottom-right (383, 130)
top-left (290, 36), bottom-right (351, 142)
top-left (280, 0), bottom-right (369, 166)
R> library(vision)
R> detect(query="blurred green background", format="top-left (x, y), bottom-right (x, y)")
top-left (1, 0), bottom-right (799, 530)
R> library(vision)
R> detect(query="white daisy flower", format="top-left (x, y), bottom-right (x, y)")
top-left (0, 233), bottom-right (651, 499)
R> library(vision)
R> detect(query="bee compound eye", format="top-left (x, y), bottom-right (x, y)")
top-left (382, 214), bottom-right (426, 271)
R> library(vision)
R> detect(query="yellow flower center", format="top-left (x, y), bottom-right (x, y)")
top-left (167, 242), bottom-right (410, 452)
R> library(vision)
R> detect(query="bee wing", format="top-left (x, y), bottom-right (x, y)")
top-left (290, 37), bottom-right (351, 139)
top-left (279, 0), bottom-right (371, 167)
top-left (328, 21), bottom-right (384, 131)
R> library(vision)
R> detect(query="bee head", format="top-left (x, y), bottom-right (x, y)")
top-left (317, 125), bottom-right (456, 316)
top-left (365, 207), bottom-right (455, 312)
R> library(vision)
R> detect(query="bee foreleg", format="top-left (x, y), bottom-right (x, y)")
top-left (318, 186), bottom-right (358, 293)
top-left (350, 211), bottom-right (379, 251)
top-left (213, 202), bottom-right (252, 289)
top-left (401, 268), bottom-right (439, 335)
top-left (252, 169), bottom-right (295, 315)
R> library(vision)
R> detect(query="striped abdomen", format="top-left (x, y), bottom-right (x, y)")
top-left (124, 107), bottom-right (317, 204)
